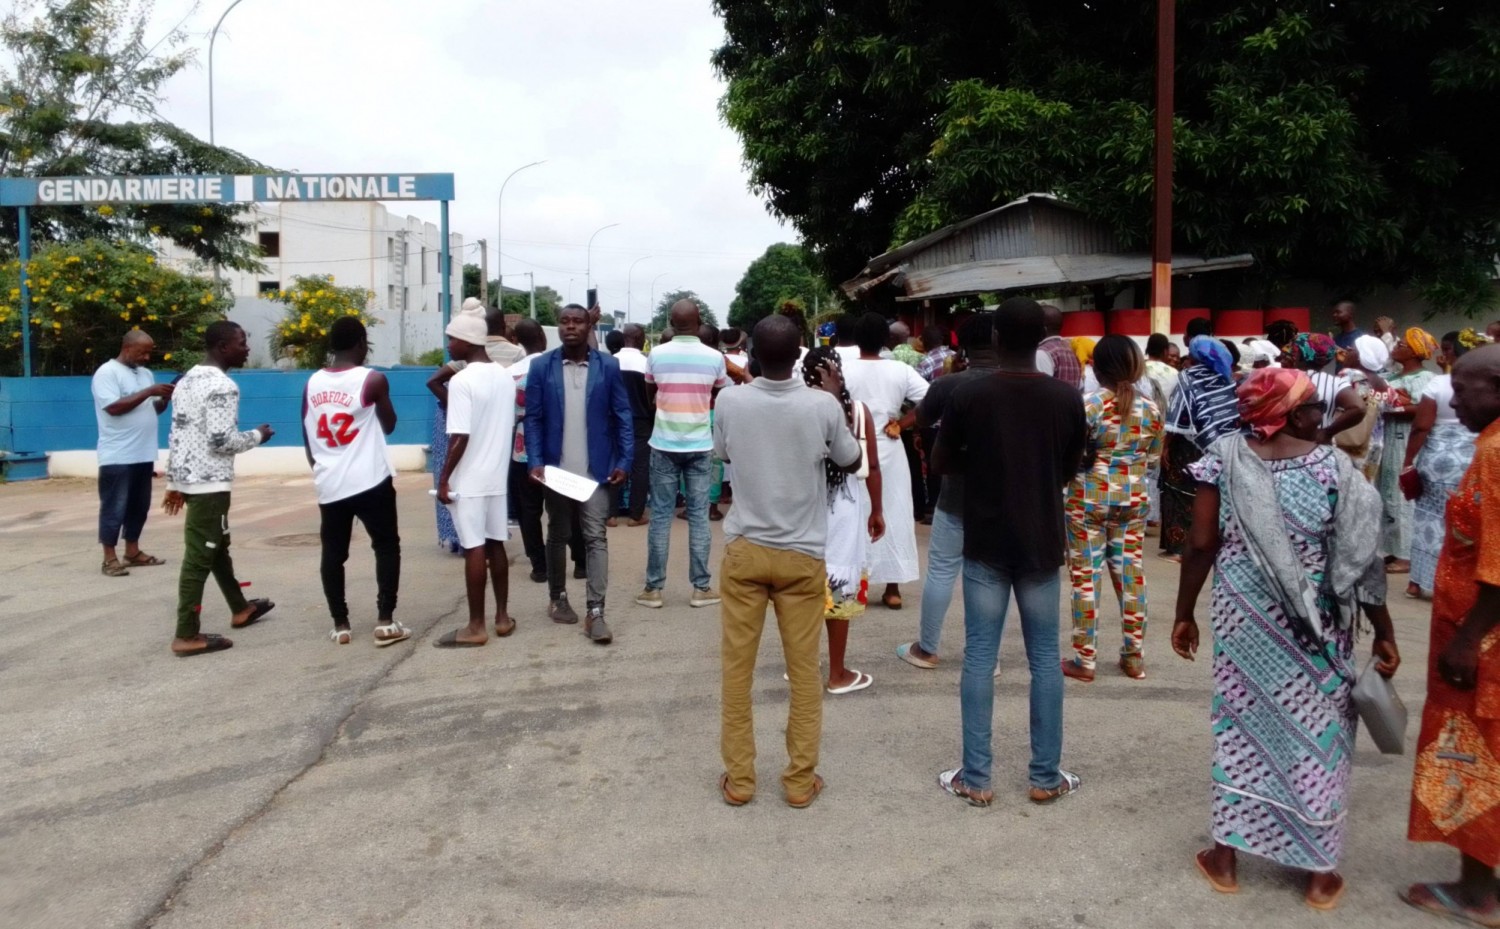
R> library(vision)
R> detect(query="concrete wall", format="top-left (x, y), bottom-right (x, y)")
top-left (158, 202), bottom-right (463, 367)
top-left (1, 368), bottom-right (440, 478)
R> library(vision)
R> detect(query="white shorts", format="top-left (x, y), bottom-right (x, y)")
top-left (447, 495), bottom-right (510, 549)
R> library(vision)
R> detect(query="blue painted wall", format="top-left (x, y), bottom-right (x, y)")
top-left (0, 368), bottom-right (439, 454)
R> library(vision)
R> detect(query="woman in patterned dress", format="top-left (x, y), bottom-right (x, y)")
top-left (426, 359), bottom-right (468, 554)
top-left (1172, 367), bottom-right (1397, 909)
top-left (1158, 336), bottom-right (1241, 560)
top-left (1063, 336), bottom-right (1164, 682)
top-left (1402, 330), bottom-right (1484, 598)
top-left (802, 347), bottom-right (884, 693)
top-left (1378, 328), bottom-right (1439, 574)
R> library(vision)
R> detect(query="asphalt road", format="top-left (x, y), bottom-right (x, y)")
top-left (0, 472), bottom-right (1447, 928)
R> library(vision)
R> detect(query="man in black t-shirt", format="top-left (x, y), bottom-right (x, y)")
top-left (932, 296), bottom-right (1088, 808)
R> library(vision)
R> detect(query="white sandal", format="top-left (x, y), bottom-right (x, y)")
top-left (373, 621), bottom-right (411, 647)
top-left (329, 628), bottom-right (352, 645)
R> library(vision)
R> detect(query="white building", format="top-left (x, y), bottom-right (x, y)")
top-left (159, 201), bottom-right (464, 366)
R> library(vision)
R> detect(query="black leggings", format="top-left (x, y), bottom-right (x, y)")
top-left (319, 477), bottom-right (401, 624)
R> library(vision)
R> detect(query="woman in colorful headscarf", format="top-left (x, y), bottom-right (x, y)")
top-left (1288, 333), bottom-right (1366, 443)
top-left (1072, 337), bottom-right (1099, 392)
top-left (1158, 336), bottom-right (1241, 561)
top-left (1401, 330), bottom-right (1481, 598)
top-left (1173, 366), bottom-right (1395, 909)
top-left (1376, 327), bottom-right (1439, 574)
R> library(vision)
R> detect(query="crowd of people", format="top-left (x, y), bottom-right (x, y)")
top-left (86, 293), bottom-right (1500, 923)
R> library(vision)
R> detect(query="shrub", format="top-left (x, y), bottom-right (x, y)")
top-left (268, 275), bottom-right (379, 369)
top-left (0, 239), bottom-right (231, 376)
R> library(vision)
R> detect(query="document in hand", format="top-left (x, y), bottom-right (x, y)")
top-left (542, 466), bottom-right (600, 503)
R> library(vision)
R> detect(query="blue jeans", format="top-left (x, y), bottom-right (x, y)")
top-left (960, 559), bottom-right (1064, 791)
top-left (918, 506), bottom-right (963, 654)
top-left (646, 449), bottom-right (712, 591)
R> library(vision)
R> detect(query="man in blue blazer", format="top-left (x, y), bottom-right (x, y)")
top-left (525, 304), bottom-right (634, 644)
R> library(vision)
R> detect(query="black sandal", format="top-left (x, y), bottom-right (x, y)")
top-left (232, 598), bottom-right (276, 628)
top-left (432, 629), bottom-right (486, 648)
top-left (174, 633), bottom-right (234, 657)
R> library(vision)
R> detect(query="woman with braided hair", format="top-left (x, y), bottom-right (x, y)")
top-left (803, 346), bottom-right (886, 694)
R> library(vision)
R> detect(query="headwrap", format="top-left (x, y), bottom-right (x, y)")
top-left (1245, 339), bottom-right (1282, 367)
top-left (1458, 328), bottom-right (1490, 351)
top-left (1071, 336), bottom-right (1096, 366)
top-left (1290, 332), bottom-right (1337, 368)
top-left (1189, 335), bottom-right (1234, 384)
top-left (1354, 333), bottom-right (1390, 372)
top-left (1404, 327), bottom-right (1439, 360)
top-left (460, 296), bottom-right (485, 314)
top-left (445, 305), bottom-right (488, 346)
top-left (1236, 367), bottom-right (1314, 438)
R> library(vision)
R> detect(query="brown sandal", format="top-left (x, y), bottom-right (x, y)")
top-left (101, 558), bottom-right (130, 577)
top-left (718, 772), bottom-right (751, 807)
top-left (125, 552), bottom-right (166, 567)
top-left (882, 593), bottom-right (903, 610)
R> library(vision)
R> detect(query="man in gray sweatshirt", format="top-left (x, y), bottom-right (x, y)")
top-left (711, 315), bottom-right (862, 809)
top-left (162, 321), bottom-right (276, 656)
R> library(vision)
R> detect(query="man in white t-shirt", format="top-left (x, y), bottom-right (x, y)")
top-left (434, 306), bottom-right (518, 647)
top-left (91, 330), bottom-right (172, 577)
top-left (301, 317), bottom-right (408, 648)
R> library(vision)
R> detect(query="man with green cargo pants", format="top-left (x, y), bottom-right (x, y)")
top-left (161, 321), bottom-right (276, 657)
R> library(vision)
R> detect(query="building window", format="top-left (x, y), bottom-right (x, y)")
top-left (387, 285), bottom-right (395, 312)
top-left (258, 231), bottom-right (280, 257)
top-left (258, 280), bottom-right (279, 295)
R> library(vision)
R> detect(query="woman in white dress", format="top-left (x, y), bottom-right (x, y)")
top-left (843, 311), bottom-right (929, 608)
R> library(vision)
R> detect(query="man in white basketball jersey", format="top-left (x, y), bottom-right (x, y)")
top-left (301, 318), bottom-right (409, 647)
top-left (434, 305), bottom-right (518, 647)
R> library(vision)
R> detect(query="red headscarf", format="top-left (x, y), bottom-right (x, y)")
top-left (1236, 367), bottom-right (1315, 439)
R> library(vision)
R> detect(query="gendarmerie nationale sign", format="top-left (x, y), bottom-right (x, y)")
top-left (0, 173), bottom-right (456, 207)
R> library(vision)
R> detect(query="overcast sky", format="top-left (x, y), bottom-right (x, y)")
top-left (147, 0), bottom-right (792, 322)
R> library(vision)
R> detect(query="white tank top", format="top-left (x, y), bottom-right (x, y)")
top-left (303, 366), bottom-right (392, 503)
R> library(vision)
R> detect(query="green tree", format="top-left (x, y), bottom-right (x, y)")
top-left (1, 0), bottom-right (270, 270)
top-left (268, 275), bottom-right (379, 368)
top-left (500, 284), bottom-right (561, 326)
top-left (0, 238), bottom-right (230, 376)
top-left (462, 263), bottom-right (483, 300)
top-left (650, 289), bottom-right (718, 333)
top-left (728, 242), bottom-right (829, 327)
top-left (713, 0), bottom-right (1500, 314)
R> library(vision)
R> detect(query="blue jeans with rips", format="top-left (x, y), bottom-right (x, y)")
top-left (645, 449), bottom-right (713, 591)
top-left (959, 558), bottom-right (1064, 791)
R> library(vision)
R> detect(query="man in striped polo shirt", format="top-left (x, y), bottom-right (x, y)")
top-left (636, 299), bottom-right (729, 609)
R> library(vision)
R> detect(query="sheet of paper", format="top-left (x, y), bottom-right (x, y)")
top-left (542, 466), bottom-right (600, 503)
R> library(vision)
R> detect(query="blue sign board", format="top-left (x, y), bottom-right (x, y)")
top-left (0, 173), bottom-right (455, 207)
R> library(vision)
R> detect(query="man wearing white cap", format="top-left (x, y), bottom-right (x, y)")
top-left (433, 305), bottom-right (518, 647)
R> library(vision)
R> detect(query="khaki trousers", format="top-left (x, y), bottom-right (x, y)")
top-left (719, 538), bottom-right (826, 800)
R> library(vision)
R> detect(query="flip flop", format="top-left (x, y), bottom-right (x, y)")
top-left (827, 670), bottom-right (873, 695)
top-left (232, 598), bottom-right (276, 628)
top-left (785, 774), bottom-right (824, 809)
top-left (174, 633), bottom-right (233, 657)
top-left (1306, 875), bottom-right (1346, 911)
top-left (1399, 883), bottom-right (1500, 928)
top-left (881, 593), bottom-right (903, 610)
top-left (125, 552), bottom-right (166, 567)
top-left (1194, 848), bottom-right (1239, 895)
top-left (432, 629), bottom-right (486, 648)
top-left (896, 642), bottom-right (938, 669)
top-left (718, 772), bottom-right (751, 807)
top-left (373, 621), bottom-right (410, 647)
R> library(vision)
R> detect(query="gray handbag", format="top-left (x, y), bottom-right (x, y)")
top-left (1351, 656), bottom-right (1407, 755)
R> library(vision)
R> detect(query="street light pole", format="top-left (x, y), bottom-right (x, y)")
top-left (208, 0), bottom-right (249, 146)
top-left (649, 271), bottom-right (670, 327)
top-left (585, 223), bottom-right (620, 302)
top-left (626, 255), bottom-right (652, 323)
top-left (497, 160), bottom-right (545, 306)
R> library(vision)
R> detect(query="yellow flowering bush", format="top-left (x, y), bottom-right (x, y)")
top-left (268, 275), bottom-right (378, 368)
top-left (0, 239), bottom-right (230, 376)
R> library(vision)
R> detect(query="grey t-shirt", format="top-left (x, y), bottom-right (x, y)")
top-left (713, 377), bottom-right (861, 558)
top-left (560, 359), bottom-right (589, 475)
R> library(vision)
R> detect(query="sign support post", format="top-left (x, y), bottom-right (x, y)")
top-left (18, 206), bottom-right (31, 378)
top-left (440, 199), bottom-right (451, 333)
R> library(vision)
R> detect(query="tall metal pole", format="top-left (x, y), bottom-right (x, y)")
top-left (18, 206), bottom-right (32, 378)
top-left (440, 200), bottom-right (452, 333)
top-left (208, 0), bottom-right (249, 146)
top-left (1149, 0), bottom-right (1176, 336)
top-left (477, 238), bottom-right (488, 306)
top-left (626, 255), bottom-right (652, 323)
top-left (497, 160), bottom-right (545, 306)
top-left (585, 223), bottom-right (620, 301)
top-left (649, 271), bottom-right (670, 327)
top-left (527, 273), bottom-right (536, 320)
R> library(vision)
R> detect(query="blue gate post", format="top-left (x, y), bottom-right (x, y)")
top-left (18, 205), bottom-right (31, 378)
top-left (440, 199), bottom-right (451, 334)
